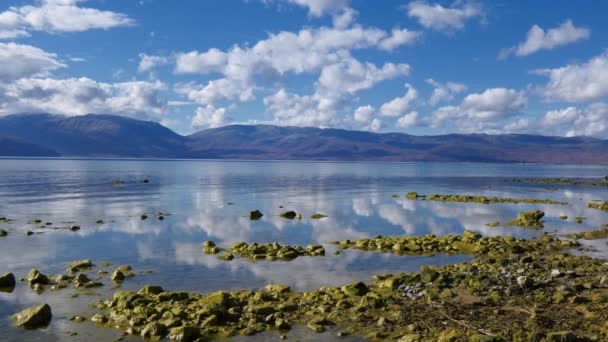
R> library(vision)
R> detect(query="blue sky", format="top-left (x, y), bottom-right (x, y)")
top-left (1, 0), bottom-right (607, 138)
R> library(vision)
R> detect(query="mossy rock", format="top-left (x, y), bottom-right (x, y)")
top-left (67, 259), bottom-right (93, 271)
top-left (341, 281), bottom-right (369, 296)
top-left (279, 211), bottom-right (298, 219)
top-left (27, 269), bottom-right (49, 285)
top-left (310, 213), bottom-right (328, 219)
top-left (0, 272), bottom-right (16, 288)
top-left (250, 210), bottom-right (264, 220)
top-left (12, 303), bottom-right (52, 329)
top-left (0, 229), bottom-right (7, 237)
top-left (406, 192), bottom-right (420, 200)
top-left (507, 210), bottom-right (545, 228)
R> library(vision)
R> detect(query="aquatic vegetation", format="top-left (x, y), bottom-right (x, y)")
top-left (204, 241), bottom-right (326, 261)
top-left (566, 226), bottom-right (608, 240)
top-left (414, 193), bottom-right (566, 205)
top-left (485, 221), bottom-right (500, 227)
top-left (310, 213), bottom-right (328, 219)
top-left (249, 210), bottom-right (263, 220)
top-left (507, 210), bottom-right (545, 228)
top-left (509, 178), bottom-right (608, 187)
top-left (12, 304), bottom-right (52, 329)
top-left (89, 246), bottom-right (608, 341)
top-left (587, 201), bottom-right (608, 212)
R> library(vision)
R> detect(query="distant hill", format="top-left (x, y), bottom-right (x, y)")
top-left (1, 114), bottom-right (607, 164)
top-left (0, 136), bottom-right (59, 157)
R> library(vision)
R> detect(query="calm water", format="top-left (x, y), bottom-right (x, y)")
top-left (0, 159), bottom-right (607, 341)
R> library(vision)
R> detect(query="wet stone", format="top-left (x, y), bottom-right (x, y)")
top-left (12, 304), bottom-right (52, 329)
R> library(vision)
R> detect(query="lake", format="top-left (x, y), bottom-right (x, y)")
top-left (0, 159), bottom-right (607, 341)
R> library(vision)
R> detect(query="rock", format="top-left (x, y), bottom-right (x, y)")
top-left (0, 272), bottom-right (16, 288)
top-left (139, 285), bottom-right (164, 295)
top-left (275, 318), bottom-right (291, 330)
top-left (217, 252), bottom-right (234, 261)
top-left (279, 211), bottom-right (297, 219)
top-left (0, 229), bottom-right (7, 236)
top-left (27, 269), bottom-right (49, 285)
top-left (91, 313), bottom-right (108, 324)
top-left (168, 326), bottom-right (200, 342)
top-left (25, 231), bottom-right (34, 236)
top-left (67, 259), bottom-right (93, 271)
top-left (141, 214), bottom-right (148, 220)
top-left (70, 225), bottom-right (80, 231)
top-left (545, 331), bottom-right (578, 342)
top-left (12, 304), bottom-right (52, 329)
top-left (250, 210), bottom-right (264, 220)
top-left (516, 276), bottom-right (532, 288)
top-left (507, 210), bottom-right (545, 228)
top-left (68, 315), bottom-right (86, 323)
top-left (265, 284), bottom-right (291, 293)
top-left (341, 281), bottom-right (369, 296)
top-left (141, 322), bottom-right (167, 338)
top-left (96, 220), bottom-right (104, 224)
top-left (310, 213), bottom-right (328, 219)
top-left (398, 334), bottom-right (421, 342)
top-left (406, 192), bottom-right (419, 200)
top-left (111, 270), bottom-right (125, 281)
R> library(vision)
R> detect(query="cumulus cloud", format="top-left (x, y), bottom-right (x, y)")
top-left (175, 49), bottom-right (227, 74)
top-left (426, 78), bottom-right (466, 106)
top-left (0, 0), bottom-right (134, 38)
top-left (138, 54), bottom-right (170, 73)
top-left (0, 77), bottom-right (167, 119)
top-left (192, 105), bottom-right (232, 129)
top-left (536, 103), bottom-right (608, 138)
top-left (396, 111), bottom-right (419, 128)
top-left (534, 50), bottom-right (608, 103)
top-left (263, 88), bottom-right (337, 127)
top-left (500, 20), bottom-right (590, 59)
top-left (431, 88), bottom-right (527, 131)
top-left (380, 84), bottom-right (418, 117)
top-left (0, 42), bottom-right (65, 81)
top-left (283, 0), bottom-right (350, 17)
top-left (406, 0), bottom-right (483, 32)
top-left (353, 105), bottom-right (374, 123)
top-left (378, 28), bottom-right (421, 51)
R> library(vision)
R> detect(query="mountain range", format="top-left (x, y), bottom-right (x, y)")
top-left (0, 113), bottom-right (607, 164)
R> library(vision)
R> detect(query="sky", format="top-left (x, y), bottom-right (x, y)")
top-left (0, 0), bottom-right (607, 138)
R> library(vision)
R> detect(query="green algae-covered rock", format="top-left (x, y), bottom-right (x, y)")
top-left (111, 269), bottom-right (125, 281)
top-left (0, 229), bottom-right (7, 237)
top-left (507, 210), bottom-right (545, 228)
top-left (587, 201), bottom-right (608, 212)
top-left (27, 269), bottom-right (49, 285)
top-left (310, 213), bottom-right (328, 219)
top-left (67, 259), bottom-right (93, 271)
top-left (250, 210), bottom-right (264, 220)
top-left (264, 284), bottom-right (291, 294)
top-left (168, 326), bottom-right (201, 341)
top-left (341, 281), bottom-right (369, 296)
top-left (139, 285), bottom-right (164, 295)
top-left (406, 192), bottom-right (419, 200)
top-left (12, 304), bottom-right (52, 329)
top-left (279, 211), bottom-right (298, 219)
top-left (0, 272), bottom-right (16, 288)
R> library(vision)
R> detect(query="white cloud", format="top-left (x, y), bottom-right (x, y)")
top-left (0, 42), bottom-right (65, 82)
top-left (378, 28), bottom-right (421, 51)
top-left (535, 50), bottom-right (608, 103)
top-left (332, 7), bottom-right (357, 29)
top-left (537, 103), bottom-right (608, 138)
top-left (353, 105), bottom-right (374, 123)
top-left (263, 88), bottom-right (337, 127)
top-left (192, 105), bottom-right (231, 129)
top-left (280, 0), bottom-right (350, 17)
top-left (431, 88), bottom-right (527, 131)
top-left (380, 84), bottom-right (418, 117)
top-left (138, 54), bottom-right (170, 73)
top-left (396, 111), bottom-right (418, 128)
top-left (406, 0), bottom-right (483, 32)
top-left (368, 118), bottom-right (383, 132)
top-left (426, 78), bottom-right (466, 106)
top-left (500, 20), bottom-right (590, 59)
top-left (0, 0), bottom-right (134, 38)
top-left (0, 77), bottom-right (167, 119)
top-left (175, 49), bottom-right (227, 74)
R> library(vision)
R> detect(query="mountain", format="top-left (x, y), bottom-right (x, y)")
top-left (1, 114), bottom-right (608, 164)
top-left (0, 136), bottom-right (59, 157)
top-left (0, 114), bottom-right (188, 158)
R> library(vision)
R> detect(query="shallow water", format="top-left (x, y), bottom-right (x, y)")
top-left (0, 159), bottom-right (607, 341)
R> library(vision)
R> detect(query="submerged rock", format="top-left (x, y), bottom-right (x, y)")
top-left (249, 210), bottom-right (264, 220)
top-left (67, 259), bottom-right (93, 272)
top-left (586, 201), bottom-right (608, 211)
top-left (0, 229), bottom-right (7, 236)
top-left (0, 272), bottom-right (16, 288)
top-left (310, 213), bottom-right (328, 219)
top-left (12, 304), bottom-right (52, 329)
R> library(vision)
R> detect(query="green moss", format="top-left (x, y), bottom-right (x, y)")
top-left (419, 193), bottom-right (566, 205)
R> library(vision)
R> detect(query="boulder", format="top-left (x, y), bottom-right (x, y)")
top-left (0, 272), bottom-right (16, 288)
top-left (12, 304), bottom-right (52, 329)
top-left (26, 269), bottom-right (49, 285)
top-left (250, 210), bottom-right (264, 220)
top-left (279, 211), bottom-right (297, 219)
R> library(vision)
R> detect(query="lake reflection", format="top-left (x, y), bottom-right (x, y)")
top-left (0, 159), bottom-right (607, 341)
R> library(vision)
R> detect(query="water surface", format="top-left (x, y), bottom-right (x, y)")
top-left (1, 159), bottom-right (607, 341)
